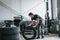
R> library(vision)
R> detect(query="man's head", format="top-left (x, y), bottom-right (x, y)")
top-left (28, 12), bottom-right (34, 18)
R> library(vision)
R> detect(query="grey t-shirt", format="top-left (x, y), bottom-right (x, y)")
top-left (31, 15), bottom-right (42, 25)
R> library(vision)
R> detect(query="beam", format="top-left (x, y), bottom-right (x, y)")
top-left (0, 1), bottom-right (20, 15)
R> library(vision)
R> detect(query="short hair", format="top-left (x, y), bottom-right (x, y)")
top-left (28, 12), bottom-right (34, 16)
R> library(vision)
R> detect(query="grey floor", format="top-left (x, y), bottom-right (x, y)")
top-left (20, 33), bottom-right (60, 40)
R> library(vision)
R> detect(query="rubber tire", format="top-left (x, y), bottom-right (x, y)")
top-left (0, 22), bottom-right (5, 27)
top-left (22, 27), bottom-right (36, 40)
top-left (1, 27), bottom-right (20, 35)
top-left (1, 34), bottom-right (19, 40)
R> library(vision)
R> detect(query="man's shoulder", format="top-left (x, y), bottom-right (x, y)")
top-left (34, 14), bottom-right (39, 17)
top-left (35, 14), bottom-right (42, 19)
top-left (34, 14), bottom-right (38, 16)
top-left (34, 14), bottom-right (41, 17)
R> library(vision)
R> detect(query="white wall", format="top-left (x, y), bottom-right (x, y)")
top-left (48, 0), bottom-right (52, 19)
top-left (21, 0), bottom-right (46, 20)
top-left (0, 0), bottom-right (20, 20)
top-left (0, 5), bottom-right (13, 20)
top-left (52, 0), bottom-right (57, 19)
top-left (57, 0), bottom-right (60, 19)
top-left (0, 0), bottom-right (20, 13)
top-left (0, 0), bottom-right (46, 20)
top-left (48, 0), bottom-right (57, 19)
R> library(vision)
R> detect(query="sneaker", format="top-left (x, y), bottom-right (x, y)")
top-left (41, 36), bottom-right (44, 39)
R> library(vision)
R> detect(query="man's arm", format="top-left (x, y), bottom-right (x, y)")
top-left (33, 18), bottom-right (40, 28)
top-left (28, 21), bottom-right (33, 26)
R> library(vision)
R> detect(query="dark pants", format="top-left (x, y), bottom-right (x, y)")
top-left (36, 23), bottom-right (44, 37)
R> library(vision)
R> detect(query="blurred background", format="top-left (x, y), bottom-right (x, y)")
top-left (0, 0), bottom-right (60, 40)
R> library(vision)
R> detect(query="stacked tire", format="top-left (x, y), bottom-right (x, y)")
top-left (0, 27), bottom-right (20, 40)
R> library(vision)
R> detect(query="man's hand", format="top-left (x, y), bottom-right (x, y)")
top-left (28, 21), bottom-right (33, 26)
top-left (33, 26), bottom-right (36, 28)
top-left (33, 18), bottom-right (39, 28)
top-left (28, 23), bottom-right (32, 26)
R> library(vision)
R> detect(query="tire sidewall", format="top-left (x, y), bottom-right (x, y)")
top-left (22, 27), bottom-right (36, 40)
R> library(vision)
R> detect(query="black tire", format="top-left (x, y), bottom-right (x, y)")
top-left (0, 22), bottom-right (5, 27)
top-left (2, 38), bottom-right (19, 40)
top-left (14, 19), bottom-right (21, 27)
top-left (1, 27), bottom-right (20, 35)
top-left (22, 27), bottom-right (36, 40)
top-left (2, 34), bottom-right (20, 40)
top-left (0, 29), bottom-right (2, 40)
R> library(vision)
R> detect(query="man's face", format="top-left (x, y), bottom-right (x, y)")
top-left (29, 15), bottom-right (34, 18)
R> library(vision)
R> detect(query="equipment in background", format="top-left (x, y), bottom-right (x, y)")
top-left (45, 13), bottom-right (58, 34)
top-left (4, 20), bottom-right (13, 27)
top-left (14, 15), bottom-right (23, 27)
top-left (50, 19), bottom-right (57, 34)
top-left (45, 13), bottom-right (49, 35)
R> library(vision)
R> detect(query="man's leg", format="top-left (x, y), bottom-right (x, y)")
top-left (41, 24), bottom-right (44, 38)
top-left (37, 25), bottom-right (40, 38)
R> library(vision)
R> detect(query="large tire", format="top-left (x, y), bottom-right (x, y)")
top-left (2, 38), bottom-right (19, 40)
top-left (1, 27), bottom-right (20, 35)
top-left (0, 27), bottom-right (20, 40)
top-left (2, 34), bottom-right (20, 40)
top-left (22, 27), bottom-right (36, 40)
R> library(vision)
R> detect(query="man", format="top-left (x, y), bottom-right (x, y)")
top-left (28, 12), bottom-right (44, 38)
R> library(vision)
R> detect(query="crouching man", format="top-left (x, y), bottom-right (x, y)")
top-left (28, 12), bottom-right (44, 39)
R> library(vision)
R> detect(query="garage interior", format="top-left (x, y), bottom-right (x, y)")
top-left (0, 0), bottom-right (60, 40)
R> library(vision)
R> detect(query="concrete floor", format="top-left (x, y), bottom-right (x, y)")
top-left (20, 33), bottom-right (60, 40)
